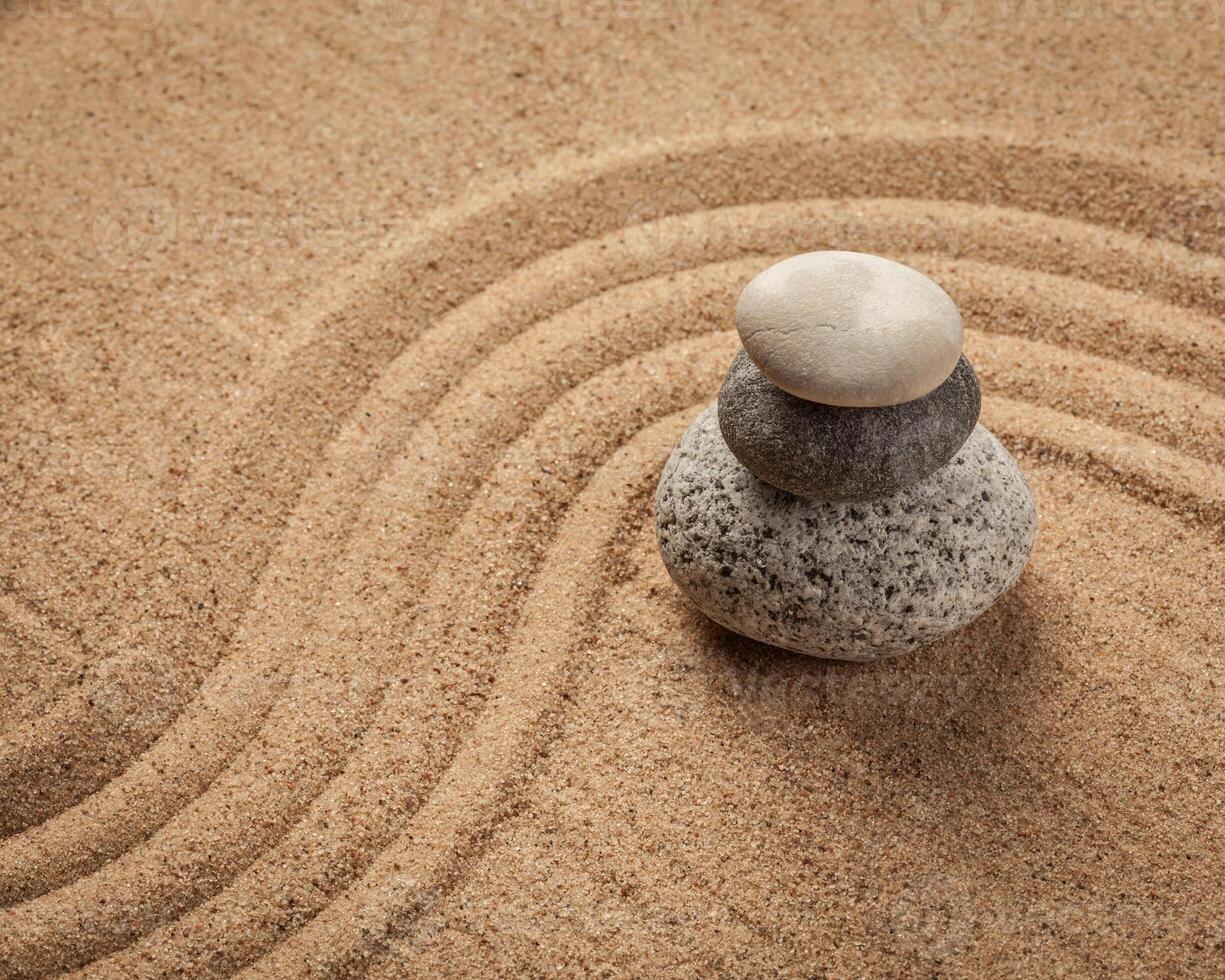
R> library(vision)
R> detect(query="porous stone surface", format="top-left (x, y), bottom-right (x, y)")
top-left (718, 350), bottom-right (981, 501)
top-left (735, 251), bottom-right (963, 407)
top-left (655, 407), bottom-right (1037, 661)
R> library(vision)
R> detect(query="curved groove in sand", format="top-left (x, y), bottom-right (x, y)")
top-left (988, 399), bottom-right (1225, 542)
top-left (233, 122), bottom-right (1224, 391)
top-left (238, 398), bottom-right (1225, 979)
top-left (4, 238), bottom-right (1221, 908)
top-left (0, 258), bottom-right (741, 905)
top-left (237, 409), bottom-right (695, 978)
top-left (6, 190), bottom-right (1221, 831)
top-left (5, 186), bottom-right (1220, 836)
top-left (5, 333), bottom-right (730, 976)
top-left (4, 125), bottom-right (1222, 977)
top-left (9, 121), bottom-right (1224, 735)
top-left (969, 332), bottom-right (1225, 469)
top-left (25, 333), bottom-right (1223, 975)
top-left (4, 225), bottom-right (1220, 921)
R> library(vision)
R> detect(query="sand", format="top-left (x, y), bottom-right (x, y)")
top-left (1, 0), bottom-right (1223, 976)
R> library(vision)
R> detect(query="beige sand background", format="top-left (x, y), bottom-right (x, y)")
top-left (2, 0), bottom-right (1224, 975)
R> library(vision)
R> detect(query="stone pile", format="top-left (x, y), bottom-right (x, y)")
top-left (655, 251), bottom-right (1037, 661)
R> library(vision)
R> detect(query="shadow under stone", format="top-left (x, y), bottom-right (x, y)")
top-left (695, 573), bottom-right (1068, 800)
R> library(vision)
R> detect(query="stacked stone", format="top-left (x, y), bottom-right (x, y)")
top-left (655, 251), bottom-right (1037, 661)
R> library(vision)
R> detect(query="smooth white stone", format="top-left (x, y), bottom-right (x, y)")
top-left (735, 251), bottom-right (964, 407)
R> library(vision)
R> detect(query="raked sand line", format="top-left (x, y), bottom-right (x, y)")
top-left (365, 568), bottom-right (1046, 968)
top-left (46, 339), bottom-right (734, 978)
top-left (0, 211), bottom-right (745, 862)
top-left (915, 257), bottom-right (1225, 397)
top-left (226, 123), bottom-right (1225, 392)
top-left (19, 325), bottom-right (1225, 975)
top-left (241, 399), bottom-right (1223, 978)
top-left (2, 347), bottom-right (1215, 931)
top-left (0, 259), bottom-right (742, 905)
top-left (970, 332), bottom-right (1225, 468)
top-left (988, 399), bottom-right (1225, 542)
top-left (4, 237), bottom-right (1221, 911)
top-left (4, 186), bottom-right (1220, 779)
top-left (369, 498), bottom-right (1216, 976)
top-left (9, 241), bottom-right (1225, 970)
top-left (2, 197), bottom-right (1205, 882)
top-left (0, 128), bottom-right (1220, 970)
top-left (237, 406), bottom-right (721, 978)
top-left (6, 191), bottom-right (1223, 836)
top-left (188, 414), bottom-right (1225, 970)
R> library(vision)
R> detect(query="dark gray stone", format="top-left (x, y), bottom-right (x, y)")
top-left (655, 407), bottom-right (1037, 661)
top-left (718, 351), bottom-right (981, 501)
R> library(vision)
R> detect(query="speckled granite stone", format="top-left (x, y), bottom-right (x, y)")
top-left (718, 351), bottom-right (981, 501)
top-left (655, 407), bottom-right (1036, 660)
